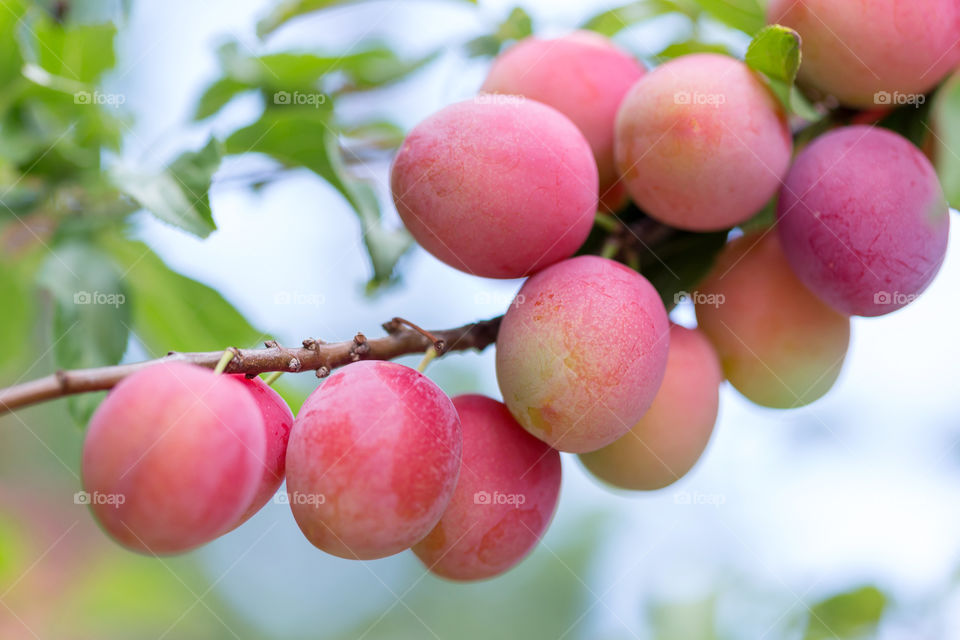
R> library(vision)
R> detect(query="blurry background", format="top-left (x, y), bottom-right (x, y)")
top-left (1, 0), bottom-right (959, 638)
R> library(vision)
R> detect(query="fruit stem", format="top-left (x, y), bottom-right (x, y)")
top-left (417, 347), bottom-right (438, 373)
top-left (213, 349), bottom-right (237, 375)
top-left (262, 371), bottom-right (283, 386)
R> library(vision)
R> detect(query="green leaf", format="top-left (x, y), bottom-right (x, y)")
top-left (745, 25), bottom-right (800, 85)
top-left (340, 119), bottom-right (406, 150)
top-left (0, 0), bottom-right (26, 87)
top-left (23, 18), bottom-right (117, 84)
top-left (112, 139), bottom-right (222, 238)
top-left (657, 39), bottom-right (731, 59)
top-left (930, 71), bottom-right (960, 209)
top-left (193, 77), bottom-right (251, 120)
top-left (104, 238), bottom-right (267, 354)
top-left (465, 7), bottom-right (533, 57)
top-left (37, 243), bottom-right (130, 419)
top-left (803, 585), bottom-right (887, 640)
top-left (0, 259), bottom-right (32, 372)
top-left (581, 0), bottom-right (691, 37)
top-left (225, 109), bottom-right (411, 286)
top-left (739, 195), bottom-right (777, 232)
top-left (697, 0), bottom-right (765, 35)
top-left (257, 0), bottom-right (476, 38)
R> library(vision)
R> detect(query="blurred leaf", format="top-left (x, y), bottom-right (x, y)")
top-left (22, 18), bottom-right (117, 84)
top-left (258, 0), bottom-right (476, 37)
top-left (639, 227), bottom-right (729, 310)
top-left (745, 25), bottom-right (800, 85)
top-left (876, 98), bottom-right (933, 149)
top-left (193, 76), bottom-right (251, 120)
top-left (929, 71), bottom-right (960, 208)
top-left (0, 259), bottom-right (32, 371)
top-left (803, 585), bottom-right (887, 640)
top-left (112, 139), bottom-right (222, 238)
top-left (226, 109), bottom-right (411, 286)
top-left (341, 119), bottom-right (406, 150)
top-left (105, 238), bottom-right (267, 354)
top-left (649, 595), bottom-right (718, 640)
top-left (0, 0), bottom-right (26, 87)
top-left (697, 0), bottom-right (765, 35)
top-left (465, 7), bottom-right (533, 57)
top-left (739, 195), bottom-right (776, 232)
top-left (37, 243), bottom-right (130, 422)
top-left (582, 0), bottom-right (694, 37)
top-left (657, 39), bottom-right (731, 58)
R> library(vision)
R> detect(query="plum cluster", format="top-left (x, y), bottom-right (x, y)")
top-left (80, 6), bottom-right (956, 581)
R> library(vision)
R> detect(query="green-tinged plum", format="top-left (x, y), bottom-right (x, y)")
top-left (614, 53), bottom-right (791, 231)
top-left (82, 362), bottom-right (266, 555)
top-left (695, 233), bottom-right (850, 409)
top-left (413, 395), bottom-right (561, 581)
top-left (496, 255), bottom-right (670, 453)
top-left (579, 325), bottom-right (722, 491)
top-left (285, 361), bottom-right (461, 560)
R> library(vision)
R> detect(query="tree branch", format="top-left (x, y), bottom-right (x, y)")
top-left (0, 316), bottom-right (502, 416)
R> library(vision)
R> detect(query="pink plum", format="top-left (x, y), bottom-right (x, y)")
top-left (768, 0), bottom-right (960, 108)
top-left (614, 53), bottom-right (792, 230)
top-left (481, 31), bottom-right (646, 203)
top-left (285, 361), bottom-right (461, 560)
top-left (391, 98), bottom-right (598, 278)
top-left (777, 126), bottom-right (950, 317)
top-left (579, 325), bottom-right (722, 490)
top-left (495, 255), bottom-right (670, 453)
top-left (82, 362), bottom-right (266, 555)
top-left (413, 395), bottom-right (561, 581)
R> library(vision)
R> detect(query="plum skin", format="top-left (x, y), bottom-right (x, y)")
top-left (285, 361), bottom-right (462, 560)
top-left (481, 30), bottom-right (645, 202)
top-left (230, 375), bottom-right (294, 526)
top-left (391, 98), bottom-right (598, 279)
top-left (579, 325), bottom-right (722, 491)
top-left (81, 362), bottom-right (266, 555)
top-left (614, 53), bottom-right (791, 231)
top-left (413, 395), bottom-right (561, 581)
top-left (776, 126), bottom-right (950, 317)
top-left (768, 0), bottom-right (960, 108)
top-left (495, 255), bottom-right (670, 453)
top-left (695, 233), bottom-right (850, 409)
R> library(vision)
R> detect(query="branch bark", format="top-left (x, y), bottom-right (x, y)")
top-left (0, 316), bottom-right (502, 416)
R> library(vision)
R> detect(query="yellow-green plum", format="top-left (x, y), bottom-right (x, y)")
top-left (229, 375), bottom-right (294, 527)
top-left (695, 233), bottom-right (850, 409)
top-left (614, 53), bottom-right (791, 231)
top-left (776, 126), bottom-right (950, 317)
top-left (768, 0), bottom-right (960, 108)
top-left (81, 362), bottom-right (266, 555)
top-left (579, 325), bottom-right (722, 491)
top-left (481, 31), bottom-right (645, 203)
top-left (391, 99), bottom-right (598, 278)
top-left (285, 361), bottom-right (461, 560)
top-left (413, 395), bottom-right (561, 581)
top-left (495, 255), bottom-right (670, 453)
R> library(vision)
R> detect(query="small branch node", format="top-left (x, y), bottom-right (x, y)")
top-left (316, 366), bottom-right (331, 378)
